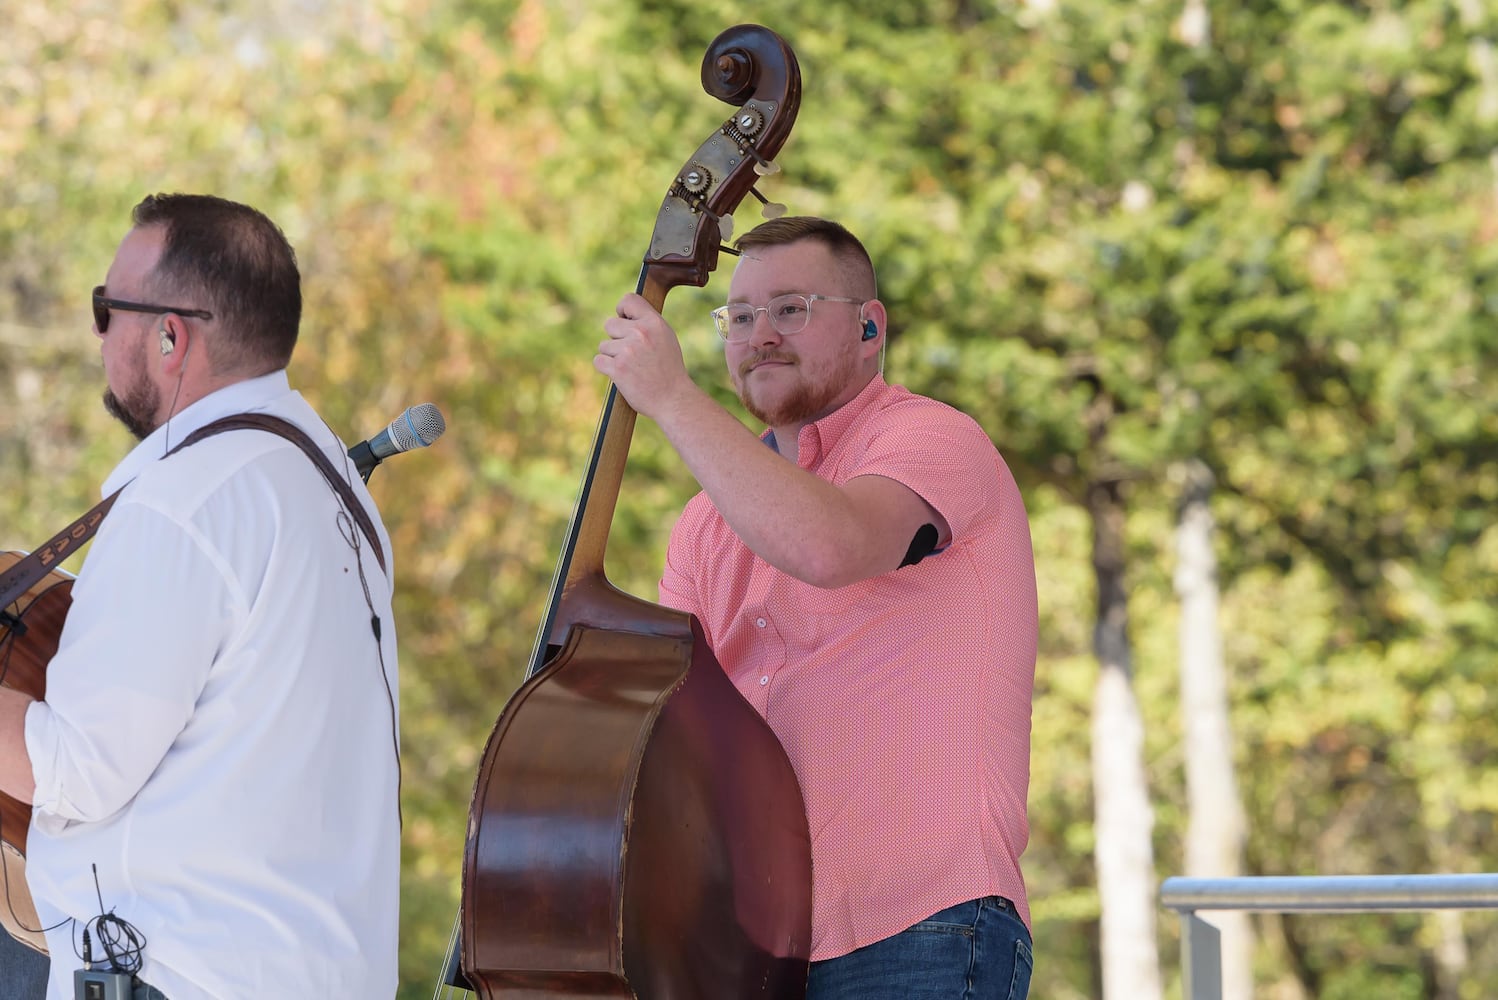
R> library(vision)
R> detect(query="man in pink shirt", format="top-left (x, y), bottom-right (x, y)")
top-left (597, 216), bottom-right (1037, 999)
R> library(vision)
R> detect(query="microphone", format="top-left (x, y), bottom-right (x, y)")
top-left (349, 403), bottom-right (446, 482)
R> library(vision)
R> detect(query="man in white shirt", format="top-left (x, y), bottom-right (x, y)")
top-left (0, 194), bottom-right (401, 999)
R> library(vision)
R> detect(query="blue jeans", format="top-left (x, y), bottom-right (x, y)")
top-left (0, 929), bottom-right (48, 1000)
top-left (806, 896), bottom-right (1033, 1000)
top-left (0, 931), bottom-right (166, 1000)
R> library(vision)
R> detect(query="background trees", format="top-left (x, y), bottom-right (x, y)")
top-left (3, 0), bottom-right (1495, 996)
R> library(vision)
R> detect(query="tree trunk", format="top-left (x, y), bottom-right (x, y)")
top-left (1088, 473), bottom-right (1163, 1000)
top-left (1426, 691), bottom-right (1470, 1000)
top-left (1174, 459), bottom-right (1253, 1000)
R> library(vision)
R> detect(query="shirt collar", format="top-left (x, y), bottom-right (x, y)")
top-left (785, 374), bottom-right (891, 468)
top-left (102, 370), bottom-right (293, 496)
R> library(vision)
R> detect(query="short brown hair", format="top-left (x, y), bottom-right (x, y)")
top-left (132, 193), bottom-right (301, 376)
top-left (733, 217), bottom-right (877, 299)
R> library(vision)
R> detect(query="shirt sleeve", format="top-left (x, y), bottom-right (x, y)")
top-left (659, 494), bottom-right (718, 648)
top-left (25, 499), bottom-right (240, 823)
top-left (659, 515), bottom-right (701, 617)
top-left (849, 401), bottom-right (1006, 542)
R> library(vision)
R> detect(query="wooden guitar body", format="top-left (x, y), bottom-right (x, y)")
top-left (0, 549), bottom-right (71, 954)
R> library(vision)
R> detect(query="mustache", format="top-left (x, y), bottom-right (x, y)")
top-left (737, 349), bottom-right (796, 378)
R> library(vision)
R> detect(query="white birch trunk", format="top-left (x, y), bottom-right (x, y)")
top-left (1174, 459), bottom-right (1253, 1000)
top-left (1093, 662), bottom-right (1163, 1000)
top-left (1089, 476), bottom-right (1163, 1000)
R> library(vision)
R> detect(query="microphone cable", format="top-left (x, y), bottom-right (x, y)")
top-left (74, 864), bottom-right (146, 976)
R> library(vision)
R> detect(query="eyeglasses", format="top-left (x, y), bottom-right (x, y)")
top-left (711, 293), bottom-right (864, 342)
top-left (92, 285), bottom-right (213, 333)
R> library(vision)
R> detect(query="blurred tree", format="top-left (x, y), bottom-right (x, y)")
top-left (3, 1), bottom-right (1496, 998)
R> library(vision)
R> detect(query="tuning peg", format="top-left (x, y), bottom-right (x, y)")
top-left (748, 186), bottom-right (787, 220)
top-left (718, 215), bottom-right (735, 241)
top-left (741, 145), bottom-right (781, 177)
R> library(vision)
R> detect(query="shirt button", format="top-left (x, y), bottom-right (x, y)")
top-left (756, 617), bottom-right (767, 628)
top-left (759, 675), bottom-right (769, 686)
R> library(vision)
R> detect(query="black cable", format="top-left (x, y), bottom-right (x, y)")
top-left (72, 864), bottom-right (146, 975)
top-left (327, 427), bottom-right (403, 830)
top-left (0, 601), bottom-right (74, 941)
top-left (0, 813), bottom-right (73, 938)
top-left (333, 504), bottom-right (404, 828)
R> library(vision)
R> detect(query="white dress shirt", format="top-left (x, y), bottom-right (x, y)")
top-left (24, 372), bottom-right (400, 999)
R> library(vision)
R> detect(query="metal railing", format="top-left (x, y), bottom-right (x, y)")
top-left (1160, 873), bottom-right (1498, 1000)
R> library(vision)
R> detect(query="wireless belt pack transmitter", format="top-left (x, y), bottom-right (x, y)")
top-left (74, 925), bottom-right (138, 1000)
top-left (74, 968), bottom-right (133, 1000)
top-left (71, 872), bottom-right (149, 999)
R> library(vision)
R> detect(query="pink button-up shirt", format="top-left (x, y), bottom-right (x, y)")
top-left (660, 376), bottom-right (1038, 961)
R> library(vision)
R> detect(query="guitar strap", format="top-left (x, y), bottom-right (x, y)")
top-left (0, 413), bottom-right (387, 612)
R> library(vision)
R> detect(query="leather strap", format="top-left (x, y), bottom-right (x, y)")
top-left (175, 413), bottom-right (387, 576)
top-left (0, 494), bottom-right (119, 610)
top-left (2, 413), bottom-right (386, 612)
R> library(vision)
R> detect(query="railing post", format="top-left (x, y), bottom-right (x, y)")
top-left (1162, 874), bottom-right (1498, 998)
top-left (1178, 912), bottom-right (1222, 1000)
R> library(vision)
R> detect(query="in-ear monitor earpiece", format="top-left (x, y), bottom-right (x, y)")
top-left (160, 329), bottom-right (175, 356)
top-left (862, 319), bottom-right (878, 341)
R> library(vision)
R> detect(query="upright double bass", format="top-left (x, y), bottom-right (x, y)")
top-left (441, 24), bottom-right (812, 1000)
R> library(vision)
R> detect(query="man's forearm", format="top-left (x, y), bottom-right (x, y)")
top-left (0, 687), bottom-right (36, 804)
top-left (654, 392), bottom-right (932, 588)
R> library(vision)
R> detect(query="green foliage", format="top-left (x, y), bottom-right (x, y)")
top-left (3, 0), bottom-right (1496, 996)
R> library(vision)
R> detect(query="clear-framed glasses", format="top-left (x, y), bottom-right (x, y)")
top-left (92, 285), bottom-right (213, 333)
top-left (710, 293), bottom-right (864, 342)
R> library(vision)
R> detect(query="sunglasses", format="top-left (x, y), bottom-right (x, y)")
top-left (92, 285), bottom-right (213, 333)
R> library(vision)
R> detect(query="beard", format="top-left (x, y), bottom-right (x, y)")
top-left (735, 346), bottom-right (861, 428)
top-left (103, 364), bottom-right (161, 442)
